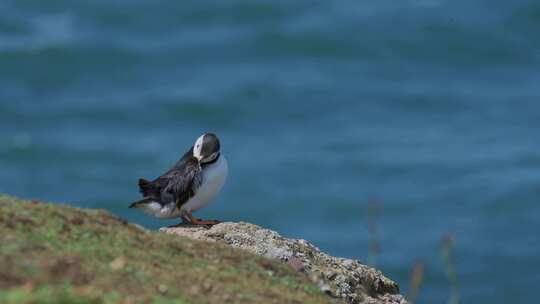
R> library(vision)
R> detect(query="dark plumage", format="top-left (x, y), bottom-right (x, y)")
top-left (129, 148), bottom-right (202, 210)
top-left (200, 133), bottom-right (220, 158)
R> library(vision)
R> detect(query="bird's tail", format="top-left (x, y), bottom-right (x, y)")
top-left (138, 178), bottom-right (160, 197)
top-left (129, 197), bottom-right (153, 209)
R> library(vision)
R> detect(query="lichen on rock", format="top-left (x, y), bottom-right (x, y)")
top-left (160, 222), bottom-right (407, 304)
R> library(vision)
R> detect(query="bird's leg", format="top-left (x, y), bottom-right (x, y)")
top-left (179, 210), bottom-right (193, 225)
top-left (186, 212), bottom-right (220, 226)
top-left (166, 210), bottom-right (194, 228)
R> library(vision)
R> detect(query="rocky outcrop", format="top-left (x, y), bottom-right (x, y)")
top-left (161, 222), bottom-right (407, 304)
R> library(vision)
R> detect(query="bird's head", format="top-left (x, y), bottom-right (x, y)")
top-left (193, 133), bottom-right (221, 164)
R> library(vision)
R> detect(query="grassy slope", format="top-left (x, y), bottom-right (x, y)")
top-left (0, 195), bottom-right (334, 304)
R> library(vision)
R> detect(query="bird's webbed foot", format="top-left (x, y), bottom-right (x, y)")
top-left (182, 211), bottom-right (220, 227)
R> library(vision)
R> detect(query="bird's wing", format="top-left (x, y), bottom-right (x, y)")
top-left (137, 146), bottom-right (202, 207)
top-left (161, 158), bottom-right (203, 208)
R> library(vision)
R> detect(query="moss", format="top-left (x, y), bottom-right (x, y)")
top-left (0, 195), bottom-right (334, 304)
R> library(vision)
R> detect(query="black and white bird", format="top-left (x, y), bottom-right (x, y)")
top-left (129, 133), bottom-right (228, 226)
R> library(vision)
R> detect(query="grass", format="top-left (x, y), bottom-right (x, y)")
top-left (441, 234), bottom-right (459, 304)
top-left (0, 195), bottom-right (335, 304)
top-left (407, 259), bottom-right (424, 304)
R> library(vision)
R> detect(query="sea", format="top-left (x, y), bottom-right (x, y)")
top-left (1, 1), bottom-right (539, 303)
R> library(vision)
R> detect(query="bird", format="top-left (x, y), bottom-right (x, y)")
top-left (129, 133), bottom-right (228, 226)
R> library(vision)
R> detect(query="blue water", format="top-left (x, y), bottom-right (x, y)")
top-left (1, 1), bottom-right (540, 302)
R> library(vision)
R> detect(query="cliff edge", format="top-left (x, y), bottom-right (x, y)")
top-left (0, 195), bottom-right (406, 304)
top-left (162, 223), bottom-right (406, 304)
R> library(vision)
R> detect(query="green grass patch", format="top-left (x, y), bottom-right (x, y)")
top-left (0, 195), bottom-right (334, 304)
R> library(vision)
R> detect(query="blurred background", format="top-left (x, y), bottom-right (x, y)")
top-left (1, 0), bottom-right (539, 303)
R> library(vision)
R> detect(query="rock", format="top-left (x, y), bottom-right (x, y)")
top-left (160, 222), bottom-right (407, 304)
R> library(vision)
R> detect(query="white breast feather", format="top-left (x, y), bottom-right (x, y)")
top-left (181, 155), bottom-right (228, 213)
